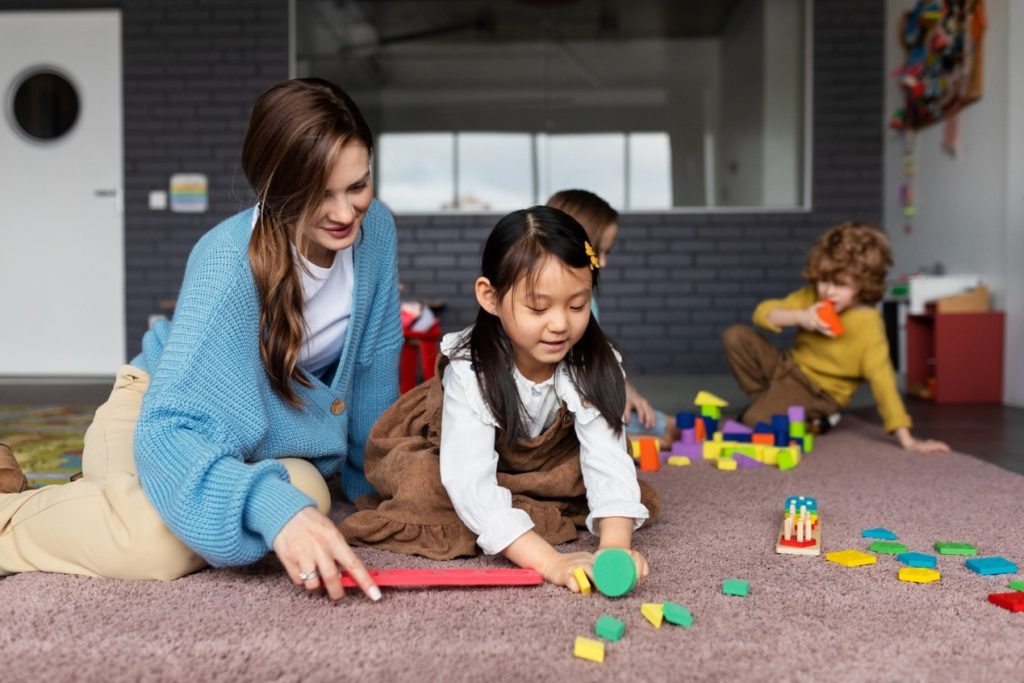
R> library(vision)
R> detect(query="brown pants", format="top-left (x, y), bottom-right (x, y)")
top-left (721, 324), bottom-right (840, 428)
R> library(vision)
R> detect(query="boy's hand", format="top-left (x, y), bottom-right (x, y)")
top-left (800, 304), bottom-right (837, 337)
top-left (895, 427), bottom-right (951, 453)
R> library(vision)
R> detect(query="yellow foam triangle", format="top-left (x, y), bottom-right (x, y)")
top-left (641, 603), bottom-right (664, 628)
top-left (694, 390), bottom-right (729, 407)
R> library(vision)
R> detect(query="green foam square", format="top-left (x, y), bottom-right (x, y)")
top-left (663, 601), bottom-right (694, 627)
top-left (594, 615), bottom-right (625, 642)
top-left (722, 578), bottom-right (750, 596)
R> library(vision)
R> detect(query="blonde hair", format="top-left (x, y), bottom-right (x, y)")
top-left (802, 221), bottom-right (893, 305)
top-left (546, 189), bottom-right (618, 249)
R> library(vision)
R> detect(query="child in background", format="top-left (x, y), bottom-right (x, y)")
top-left (342, 206), bottom-right (659, 591)
top-left (722, 221), bottom-right (949, 453)
top-left (546, 189), bottom-right (676, 445)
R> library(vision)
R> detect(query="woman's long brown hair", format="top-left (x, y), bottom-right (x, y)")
top-left (241, 78), bottom-right (373, 408)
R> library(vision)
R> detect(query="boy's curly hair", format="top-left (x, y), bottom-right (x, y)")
top-left (802, 221), bottom-right (893, 305)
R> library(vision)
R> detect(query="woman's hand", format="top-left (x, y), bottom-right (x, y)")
top-left (540, 551), bottom-right (597, 592)
top-left (624, 381), bottom-right (656, 429)
top-left (273, 507), bottom-right (381, 602)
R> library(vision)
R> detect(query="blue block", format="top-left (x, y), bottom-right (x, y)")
top-left (861, 527), bottom-right (898, 541)
top-left (676, 412), bottom-right (696, 429)
top-left (773, 431), bottom-right (789, 447)
top-left (771, 415), bottom-right (790, 431)
top-left (897, 552), bottom-right (937, 568)
top-left (723, 433), bottom-right (751, 443)
top-left (965, 556), bottom-right (1019, 576)
top-left (753, 421), bottom-right (772, 434)
top-left (702, 417), bottom-right (718, 434)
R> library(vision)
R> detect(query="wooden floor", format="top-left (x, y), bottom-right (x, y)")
top-left (2, 375), bottom-right (1023, 476)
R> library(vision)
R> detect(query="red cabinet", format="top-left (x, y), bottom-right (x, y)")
top-left (905, 312), bottom-right (1005, 404)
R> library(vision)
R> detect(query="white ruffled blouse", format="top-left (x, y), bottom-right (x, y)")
top-left (438, 328), bottom-right (649, 555)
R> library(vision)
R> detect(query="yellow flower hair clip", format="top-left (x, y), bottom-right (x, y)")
top-left (584, 241), bottom-right (600, 270)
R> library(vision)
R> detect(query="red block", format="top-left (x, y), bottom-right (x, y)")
top-left (988, 591), bottom-right (1024, 613)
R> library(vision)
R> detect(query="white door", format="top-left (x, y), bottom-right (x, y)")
top-left (0, 9), bottom-right (124, 376)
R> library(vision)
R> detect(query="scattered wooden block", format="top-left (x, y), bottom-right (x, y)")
top-left (899, 567), bottom-right (941, 584)
top-left (825, 549), bottom-right (877, 567)
top-left (716, 457), bottom-right (737, 471)
top-left (641, 603), bottom-right (664, 628)
top-left (573, 636), bottom-right (605, 663)
top-left (1009, 579), bottom-right (1024, 591)
top-left (594, 615), bottom-right (625, 642)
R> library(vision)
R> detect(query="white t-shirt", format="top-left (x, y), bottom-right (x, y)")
top-left (296, 247), bottom-right (353, 375)
top-left (438, 328), bottom-right (649, 555)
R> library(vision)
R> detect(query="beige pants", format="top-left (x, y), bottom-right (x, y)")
top-left (0, 365), bottom-right (331, 580)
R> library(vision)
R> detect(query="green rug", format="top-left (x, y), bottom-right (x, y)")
top-left (0, 404), bottom-right (96, 488)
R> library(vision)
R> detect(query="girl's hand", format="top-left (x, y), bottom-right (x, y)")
top-left (539, 551), bottom-right (596, 592)
top-left (597, 547), bottom-right (650, 582)
top-left (624, 381), bottom-right (656, 429)
top-left (273, 507), bottom-right (382, 602)
top-left (895, 428), bottom-right (951, 453)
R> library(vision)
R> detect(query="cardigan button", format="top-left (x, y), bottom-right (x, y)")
top-left (331, 399), bottom-right (346, 415)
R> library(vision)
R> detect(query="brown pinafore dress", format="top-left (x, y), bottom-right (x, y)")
top-left (340, 356), bottom-right (660, 560)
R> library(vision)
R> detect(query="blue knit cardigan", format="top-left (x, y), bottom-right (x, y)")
top-left (131, 201), bottom-right (401, 567)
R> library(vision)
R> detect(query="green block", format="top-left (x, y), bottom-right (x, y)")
top-left (802, 433), bottom-right (814, 453)
top-left (777, 448), bottom-right (797, 471)
top-left (594, 615), bottom-right (625, 642)
top-left (869, 541), bottom-right (908, 555)
top-left (789, 421), bottom-right (806, 438)
top-left (1009, 580), bottom-right (1024, 592)
top-left (700, 405), bottom-right (722, 420)
top-left (663, 601), bottom-right (693, 628)
top-left (934, 541), bottom-right (978, 556)
top-left (592, 548), bottom-right (638, 598)
top-left (727, 444), bottom-right (757, 459)
top-left (722, 579), bottom-right (750, 597)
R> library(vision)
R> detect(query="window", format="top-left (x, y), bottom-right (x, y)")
top-left (298, 0), bottom-right (809, 211)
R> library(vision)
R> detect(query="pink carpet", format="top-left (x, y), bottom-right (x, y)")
top-left (2, 416), bottom-right (1022, 682)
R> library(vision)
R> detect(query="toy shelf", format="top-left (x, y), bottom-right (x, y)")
top-left (905, 311), bottom-right (1004, 404)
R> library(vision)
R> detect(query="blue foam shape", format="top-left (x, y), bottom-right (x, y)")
top-left (771, 414), bottom-right (790, 430)
top-left (724, 433), bottom-right (752, 443)
top-left (753, 421), bottom-right (773, 434)
top-left (676, 412), bottom-right (696, 429)
top-left (897, 552), bottom-right (937, 568)
top-left (861, 527), bottom-right (898, 540)
top-left (965, 556), bottom-right (1019, 576)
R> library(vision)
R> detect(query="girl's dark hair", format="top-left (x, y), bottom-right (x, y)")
top-left (242, 78), bottom-right (373, 408)
top-left (457, 206), bottom-right (625, 449)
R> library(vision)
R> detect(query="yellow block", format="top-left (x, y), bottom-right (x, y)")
top-left (573, 636), bottom-right (605, 663)
top-left (713, 431), bottom-right (724, 442)
top-left (899, 567), bottom-right (940, 584)
top-left (641, 603), bottom-right (664, 628)
top-left (694, 390), bottom-right (729, 407)
top-left (753, 445), bottom-right (766, 462)
top-left (702, 441), bottom-right (721, 460)
top-left (667, 456), bottom-right (691, 467)
top-left (761, 447), bottom-right (779, 465)
top-left (630, 441), bottom-right (641, 459)
top-left (574, 566), bottom-right (591, 595)
top-left (825, 549), bottom-right (877, 567)
top-left (716, 457), bottom-right (737, 471)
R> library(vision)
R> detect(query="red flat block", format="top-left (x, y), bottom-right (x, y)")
top-left (340, 568), bottom-right (543, 588)
top-left (988, 591), bottom-right (1024, 613)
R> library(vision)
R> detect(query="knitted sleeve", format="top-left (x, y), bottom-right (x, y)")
top-left (753, 287), bottom-right (817, 332)
top-left (859, 313), bottom-right (912, 433)
top-left (134, 232), bottom-right (315, 567)
top-left (340, 209), bottom-right (403, 502)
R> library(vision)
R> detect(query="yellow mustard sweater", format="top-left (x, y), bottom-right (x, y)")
top-left (752, 286), bottom-right (911, 433)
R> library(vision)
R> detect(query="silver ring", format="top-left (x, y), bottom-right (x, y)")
top-left (299, 569), bottom-right (319, 582)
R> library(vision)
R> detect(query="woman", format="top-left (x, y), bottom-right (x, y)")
top-left (0, 79), bottom-right (399, 601)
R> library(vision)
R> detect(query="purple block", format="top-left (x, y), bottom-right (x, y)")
top-left (788, 406), bottom-right (805, 422)
top-left (679, 442), bottom-right (703, 458)
top-left (734, 454), bottom-right (764, 469)
top-left (721, 419), bottom-right (752, 434)
top-left (682, 428), bottom-right (696, 444)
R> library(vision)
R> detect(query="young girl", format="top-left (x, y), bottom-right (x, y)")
top-left (341, 206), bottom-right (659, 591)
top-left (722, 221), bottom-right (950, 453)
top-left (0, 78), bottom-right (397, 601)
top-left (546, 189), bottom-right (675, 444)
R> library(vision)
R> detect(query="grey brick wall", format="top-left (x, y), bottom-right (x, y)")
top-left (2, 0), bottom-right (882, 373)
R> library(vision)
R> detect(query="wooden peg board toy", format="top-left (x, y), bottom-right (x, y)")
top-left (776, 495), bottom-right (821, 556)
